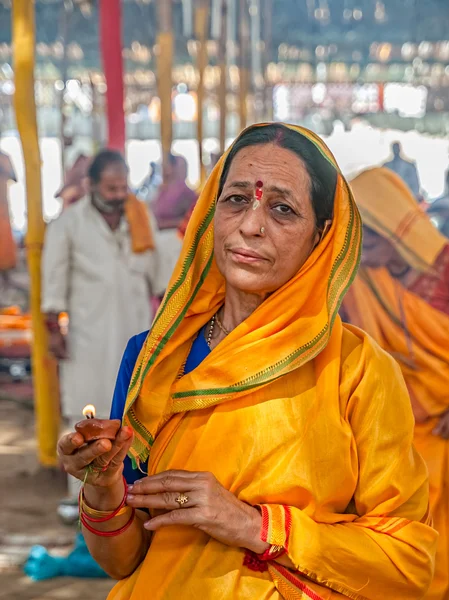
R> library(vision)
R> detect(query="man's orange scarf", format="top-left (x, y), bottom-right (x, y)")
top-left (124, 193), bottom-right (155, 253)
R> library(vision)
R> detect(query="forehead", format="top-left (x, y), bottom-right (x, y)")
top-left (99, 164), bottom-right (128, 183)
top-left (224, 144), bottom-right (310, 191)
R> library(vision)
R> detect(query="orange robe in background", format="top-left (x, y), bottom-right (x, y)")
top-left (343, 167), bottom-right (449, 600)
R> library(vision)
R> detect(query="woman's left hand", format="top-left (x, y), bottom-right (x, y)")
top-left (126, 470), bottom-right (269, 554)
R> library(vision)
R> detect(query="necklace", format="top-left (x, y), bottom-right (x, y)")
top-left (206, 314), bottom-right (216, 348)
top-left (215, 312), bottom-right (231, 336)
top-left (206, 312), bottom-right (231, 348)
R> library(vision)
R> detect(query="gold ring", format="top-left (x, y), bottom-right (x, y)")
top-left (175, 493), bottom-right (189, 507)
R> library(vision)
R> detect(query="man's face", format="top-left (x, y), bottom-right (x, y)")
top-left (91, 165), bottom-right (128, 214)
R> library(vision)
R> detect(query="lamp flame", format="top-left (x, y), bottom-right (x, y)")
top-left (82, 404), bottom-right (96, 419)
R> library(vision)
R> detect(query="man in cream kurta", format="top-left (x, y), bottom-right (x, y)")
top-left (42, 196), bottom-right (163, 421)
top-left (43, 150), bottom-right (179, 516)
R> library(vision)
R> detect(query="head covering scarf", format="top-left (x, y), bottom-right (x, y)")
top-left (123, 123), bottom-right (361, 467)
top-left (350, 167), bottom-right (446, 272)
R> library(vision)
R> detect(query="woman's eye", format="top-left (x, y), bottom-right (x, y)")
top-left (273, 204), bottom-right (294, 215)
top-left (227, 195), bottom-right (249, 205)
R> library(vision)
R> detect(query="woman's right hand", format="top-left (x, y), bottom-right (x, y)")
top-left (57, 425), bottom-right (134, 488)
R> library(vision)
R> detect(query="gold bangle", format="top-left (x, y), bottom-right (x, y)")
top-left (82, 502), bottom-right (130, 519)
top-left (79, 488), bottom-right (131, 520)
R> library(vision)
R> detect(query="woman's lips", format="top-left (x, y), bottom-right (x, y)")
top-left (229, 248), bottom-right (267, 264)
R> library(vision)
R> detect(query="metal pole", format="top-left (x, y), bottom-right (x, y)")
top-left (263, 0), bottom-right (273, 120)
top-left (156, 0), bottom-right (173, 176)
top-left (218, 0), bottom-right (228, 153)
top-left (227, 0), bottom-right (236, 67)
top-left (182, 0), bottom-right (193, 38)
top-left (195, 0), bottom-right (208, 186)
top-left (211, 0), bottom-right (222, 40)
top-left (13, 0), bottom-right (60, 467)
top-left (250, 0), bottom-right (262, 119)
top-left (90, 74), bottom-right (102, 153)
top-left (239, 0), bottom-right (250, 130)
top-left (58, 1), bottom-right (70, 175)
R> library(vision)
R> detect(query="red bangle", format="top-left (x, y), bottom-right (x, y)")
top-left (81, 507), bottom-right (136, 537)
top-left (79, 475), bottom-right (127, 523)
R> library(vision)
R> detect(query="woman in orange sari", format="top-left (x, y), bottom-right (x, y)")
top-left (57, 125), bottom-right (436, 599)
top-left (342, 167), bottom-right (449, 600)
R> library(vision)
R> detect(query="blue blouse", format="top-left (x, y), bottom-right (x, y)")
top-left (110, 328), bottom-right (211, 483)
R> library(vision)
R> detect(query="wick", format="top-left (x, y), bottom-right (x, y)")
top-left (82, 404), bottom-right (96, 419)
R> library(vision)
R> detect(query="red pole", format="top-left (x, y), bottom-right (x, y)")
top-left (99, 0), bottom-right (125, 152)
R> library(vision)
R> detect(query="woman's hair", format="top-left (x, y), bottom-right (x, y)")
top-left (218, 124), bottom-right (337, 230)
top-left (88, 149), bottom-right (128, 184)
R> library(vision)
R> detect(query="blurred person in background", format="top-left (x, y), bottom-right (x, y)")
top-left (54, 153), bottom-right (90, 211)
top-left (151, 153), bottom-right (197, 230)
top-left (135, 161), bottom-right (162, 205)
top-left (150, 153), bottom-right (197, 309)
top-left (342, 167), bottom-right (449, 600)
top-left (383, 141), bottom-right (421, 199)
top-left (423, 148), bottom-right (449, 237)
top-left (42, 149), bottom-right (165, 520)
top-left (0, 150), bottom-right (17, 273)
top-left (178, 152), bottom-right (222, 238)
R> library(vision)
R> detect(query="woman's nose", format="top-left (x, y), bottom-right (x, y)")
top-left (239, 205), bottom-right (266, 237)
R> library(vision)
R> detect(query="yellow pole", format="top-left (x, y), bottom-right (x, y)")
top-left (239, 0), bottom-right (249, 130)
top-left (195, 0), bottom-right (208, 186)
top-left (13, 1), bottom-right (59, 466)
top-left (218, 0), bottom-right (228, 154)
top-left (156, 0), bottom-right (173, 177)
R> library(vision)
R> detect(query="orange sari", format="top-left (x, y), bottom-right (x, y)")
top-left (108, 128), bottom-right (436, 600)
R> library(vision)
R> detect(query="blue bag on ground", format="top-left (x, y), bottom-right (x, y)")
top-left (24, 533), bottom-right (108, 580)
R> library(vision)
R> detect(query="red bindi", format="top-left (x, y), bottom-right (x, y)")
top-left (255, 180), bottom-right (263, 201)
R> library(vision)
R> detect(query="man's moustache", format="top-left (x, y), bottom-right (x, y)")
top-left (93, 195), bottom-right (126, 213)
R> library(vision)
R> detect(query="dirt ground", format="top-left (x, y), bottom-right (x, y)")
top-left (0, 393), bottom-right (115, 599)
